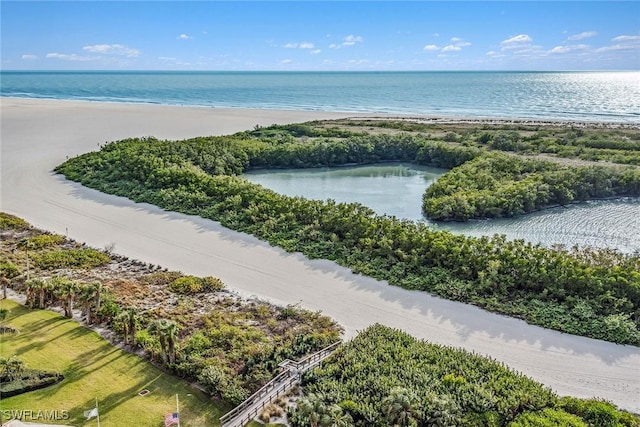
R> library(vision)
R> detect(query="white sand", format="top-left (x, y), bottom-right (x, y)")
top-left (2, 97), bottom-right (639, 412)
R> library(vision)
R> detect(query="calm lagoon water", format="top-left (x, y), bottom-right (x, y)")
top-left (244, 164), bottom-right (640, 254)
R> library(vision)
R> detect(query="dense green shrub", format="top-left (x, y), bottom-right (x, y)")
top-left (557, 397), bottom-right (629, 427)
top-left (169, 275), bottom-right (225, 294)
top-left (139, 271), bottom-right (183, 287)
top-left (18, 233), bottom-right (65, 250)
top-left (0, 213), bottom-right (29, 230)
top-left (423, 153), bottom-right (640, 220)
top-left (32, 249), bottom-right (111, 270)
top-left (294, 324), bottom-right (556, 426)
top-left (292, 325), bottom-right (638, 427)
top-left (508, 409), bottom-right (588, 427)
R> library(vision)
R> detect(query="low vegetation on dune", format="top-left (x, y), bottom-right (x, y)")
top-left (291, 324), bottom-right (640, 427)
top-left (54, 121), bottom-right (640, 345)
top-left (0, 212), bottom-right (341, 411)
top-left (1, 213), bottom-right (638, 426)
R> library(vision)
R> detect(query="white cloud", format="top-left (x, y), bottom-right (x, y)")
top-left (310, 49), bottom-right (322, 55)
top-left (425, 37), bottom-right (470, 53)
top-left (329, 44), bottom-right (339, 49)
top-left (448, 38), bottom-right (471, 49)
top-left (596, 35), bottom-right (640, 53)
top-left (510, 46), bottom-right (544, 57)
top-left (433, 33), bottom-right (440, 38)
top-left (82, 44), bottom-right (140, 57)
top-left (596, 44), bottom-right (638, 53)
top-left (549, 44), bottom-right (589, 54)
top-left (486, 50), bottom-right (505, 58)
top-left (21, 54), bottom-right (38, 60)
top-left (568, 31), bottom-right (597, 41)
top-left (177, 34), bottom-right (191, 40)
top-left (342, 35), bottom-right (363, 46)
top-left (284, 42), bottom-right (315, 49)
top-left (46, 53), bottom-right (96, 61)
top-left (501, 34), bottom-right (532, 50)
top-left (158, 56), bottom-right (177, 61)
top-left (611, 35), bottom-right (640, 42)
top-left (280, 59), bottom-right (293, 64)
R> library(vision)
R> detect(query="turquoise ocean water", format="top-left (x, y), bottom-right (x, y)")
top-left (1, 71), bottom-right (639, 123)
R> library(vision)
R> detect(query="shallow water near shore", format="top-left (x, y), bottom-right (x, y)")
top-left (244, 164), bottom-right (640, 253)
top-left (2, 71), bottom-right (639, 124)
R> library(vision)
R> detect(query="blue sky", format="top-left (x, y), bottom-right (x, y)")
top-left (2, 1), bottom-right (639, 71)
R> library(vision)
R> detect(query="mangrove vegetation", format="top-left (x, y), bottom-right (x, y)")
top-left (54, 120), bottom-right (640, 345)
top-left (291, 324), bottom-right (639, 427)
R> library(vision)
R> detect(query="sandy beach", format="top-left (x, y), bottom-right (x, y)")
top-left (1, 97), bottom-right (639, 412)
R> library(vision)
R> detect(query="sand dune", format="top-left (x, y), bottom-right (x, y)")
top-left (2, 98), bottom-right (638, 412)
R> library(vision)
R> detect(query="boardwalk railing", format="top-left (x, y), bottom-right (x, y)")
top-left (219, 341), bottom-right (341, 427)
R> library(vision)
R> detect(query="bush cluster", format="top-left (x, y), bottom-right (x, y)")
top-left (32, 249), bottom-right (111, 270)
top-left (169, 275), bottom-right (225, 294)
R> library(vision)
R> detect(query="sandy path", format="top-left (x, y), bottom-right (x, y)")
top-left (2, 98), bottom-right (639, 412)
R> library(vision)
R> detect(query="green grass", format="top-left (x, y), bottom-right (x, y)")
top-left (0, 300), bottom-right (227, 426)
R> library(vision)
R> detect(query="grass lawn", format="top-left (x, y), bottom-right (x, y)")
top-left (0, 300), bottom-right (228, 426)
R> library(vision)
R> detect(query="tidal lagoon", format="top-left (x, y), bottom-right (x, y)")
top-left (245, 164), bottom-right (640, 253)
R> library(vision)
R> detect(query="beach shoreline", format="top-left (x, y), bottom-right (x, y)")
top-left (3, 96), bottom-right (639, 129)
top-left (2, 97), bottom-right (639, 412)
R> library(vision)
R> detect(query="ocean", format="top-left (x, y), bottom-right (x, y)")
top-left (1, 70), bottom-right (639, 123)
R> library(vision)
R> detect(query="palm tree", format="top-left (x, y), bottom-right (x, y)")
top-left (114, 308), bottom-right (140, 347)
top-left (52, 278), bottom-right (79, 318)
top-left (381, 387), bottom-right (418, 427)
top-left (164, 320), bottom-right (180, 364)
top-left (25, 279), bottom-right (50, 309)
top-left (0, 356), bottom-right (25, 382)
top-left (79, 284), bottom-right (95, 324)
top-left (78, 282), bottom-right (103, 324)
top-left (422, 394), bottom-right (460, 427)
top-left (296, 394), bottom-right (328, 427)
top-left (0, 261), bottom-right (19, 300)
top-left (23, 279), bottom-right (38, 308)
top-left (93, 282), bottom-right (104, 320)
top-left (325, 404), bottom-right (353, 427)
top-left (39, 279), bottom-right (53, 309)
top-left (149, 318), bottom-right (180, 364)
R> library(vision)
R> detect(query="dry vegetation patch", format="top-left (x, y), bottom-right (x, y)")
top-left (0, 213), bottom-right (342, 406)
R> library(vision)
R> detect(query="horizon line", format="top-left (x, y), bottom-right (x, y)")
top-left (2, 69), bottom-right (639, 73)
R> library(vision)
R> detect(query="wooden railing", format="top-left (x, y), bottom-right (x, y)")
top-left (219, 341), bottom-right (341, 427)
